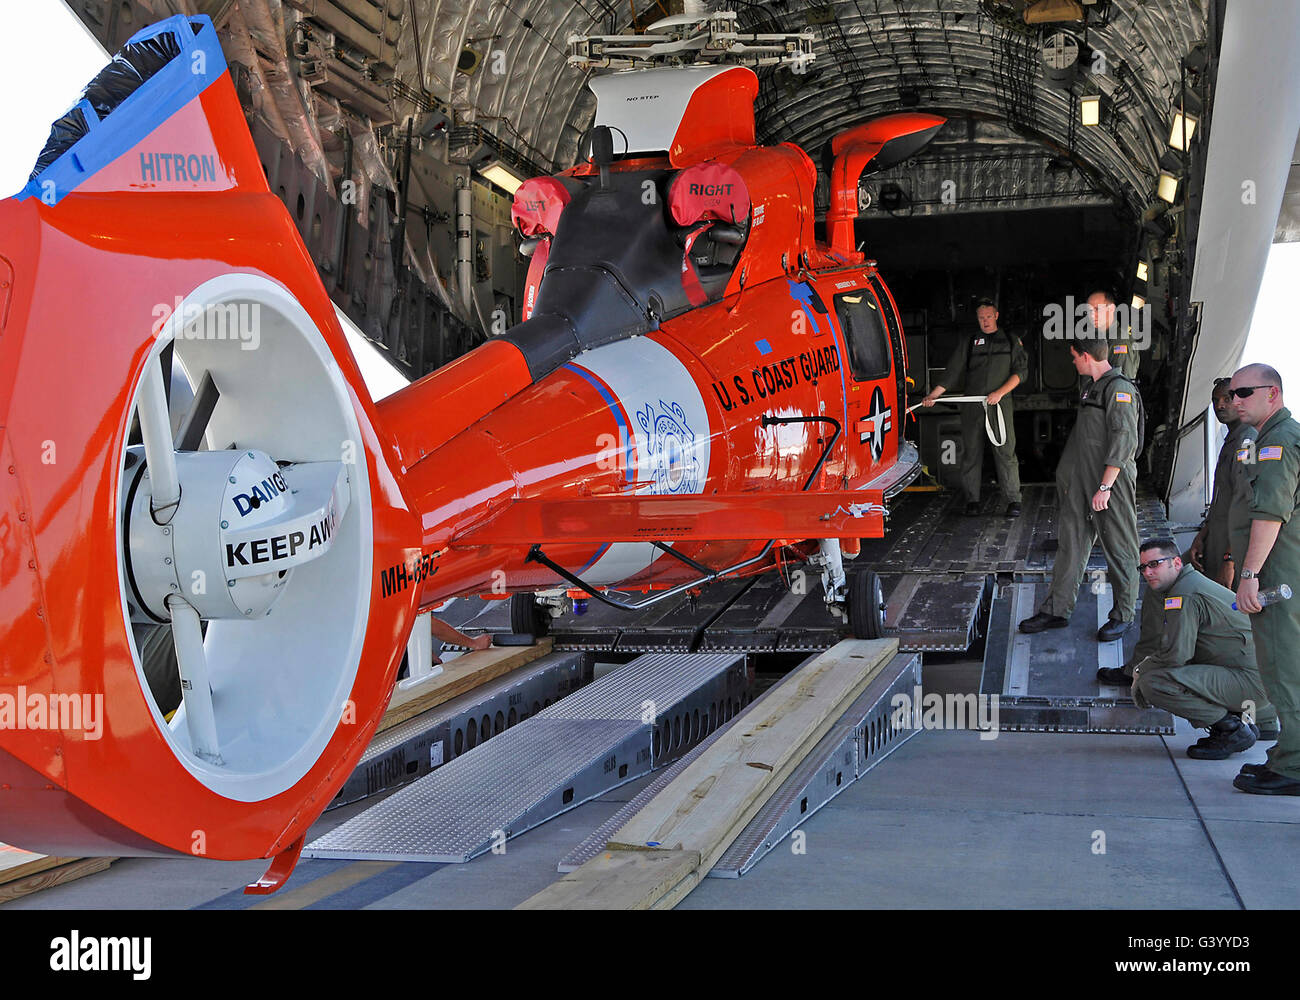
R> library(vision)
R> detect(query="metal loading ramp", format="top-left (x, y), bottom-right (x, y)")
top-left (303, 652), bottom-right (750, 863)
top-left (981, 581), bottom-right (1175, 734)
top-left (328, 651), bottom-right (593, 810)
top-left (557, 651), bottom-right (922, 878)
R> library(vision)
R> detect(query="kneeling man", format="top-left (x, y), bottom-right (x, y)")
top-left (1098, 537), bottom-right (1278, 758)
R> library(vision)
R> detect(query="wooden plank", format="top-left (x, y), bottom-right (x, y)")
top-left (607, 639), bottom-right (897, 870)
top-left (649, 868), bottom-right (701, 910)
top-left (517, 849), bottom-right (700, 910)
top-left (0, 857), bottom-right (112, 903)
top-left (378, 638), bottom-right (553, 734)
top-left (519, 639), bottom-right (898, 910)
top-left (0, 843), bottom-right (68, 884)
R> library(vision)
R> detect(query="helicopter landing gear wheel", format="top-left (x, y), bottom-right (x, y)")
top-left (510, 593), bottom-right (550, 638)
top-left (848, 570), bottom-right (885, 640)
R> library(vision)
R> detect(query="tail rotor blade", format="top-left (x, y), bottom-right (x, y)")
top-left (174, 370), bottom-right (220, 452)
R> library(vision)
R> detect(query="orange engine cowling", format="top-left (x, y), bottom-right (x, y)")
top-left (0, 15), bottom-right (422, 876)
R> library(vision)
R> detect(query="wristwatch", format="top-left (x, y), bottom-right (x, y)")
top-left (1098, 483), bottom-right (1112, 492)
top-left (1241, 569), bottom-right (1259, 579)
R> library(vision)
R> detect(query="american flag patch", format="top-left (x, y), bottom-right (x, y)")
top-left (1115, 391), bottom-right (1132, 403)
top-left (1260, 445), bottom-right (1283, 460)
top-left (1164, 596), bottom-right (1183, 610)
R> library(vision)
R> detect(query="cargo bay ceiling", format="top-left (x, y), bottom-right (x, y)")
top-left (77, 0), bottom-right (1211, 223)
top-left (407, 0), bottom-right (1209, 224)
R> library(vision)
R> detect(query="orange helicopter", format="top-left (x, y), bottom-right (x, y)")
top-left (0, 15), bottom-right (942, 888)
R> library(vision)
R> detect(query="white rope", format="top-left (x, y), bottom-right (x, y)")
top-left (906, 395), bottom-right (1007, 447)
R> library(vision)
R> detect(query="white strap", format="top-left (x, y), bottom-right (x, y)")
top-left (906, 395), bottom-right (1007, 447)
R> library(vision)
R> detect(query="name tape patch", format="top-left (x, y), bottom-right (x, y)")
top-left (1164, 596), bottom-right (1183, 610)
top-left (1260, 445), bottom-right (1283, 461)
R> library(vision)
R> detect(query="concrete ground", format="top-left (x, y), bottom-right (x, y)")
top-left (4, 691), bottom-right (1294, 910)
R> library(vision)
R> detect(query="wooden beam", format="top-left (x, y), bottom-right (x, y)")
top-left (517, 849), bottom-right (700, 910)
top-left (0, 857), bottom-right (112, 903)
top-left (518, 639), bottom-right (898, 909)
top-left (608, 639), bottom-right (896, 867)
top-left (0, 844), bottom-right (68, 884)
top-left (378, 638), bottom-right (552, 734)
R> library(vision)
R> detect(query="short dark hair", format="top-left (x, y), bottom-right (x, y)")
top-left (975, 297), bottom-right (997, 311)
top-left (1139, 537), bottom-right (1180, 560)
top-left (1069, 338), bottom-right (1109, 362)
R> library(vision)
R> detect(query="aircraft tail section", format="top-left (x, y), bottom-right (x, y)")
top-left (18, 15), bottom-right (264, 204)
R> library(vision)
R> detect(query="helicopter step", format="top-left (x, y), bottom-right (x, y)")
top-left (980, 581), bottom-right (1175, 734)
top-left (557, 651), bottom-right (922, 877)
top-left (303, 652), bottom-right (751, 863)
top-left (327, 650), bottom-right (594, 811)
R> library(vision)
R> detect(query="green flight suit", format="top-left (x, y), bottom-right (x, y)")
top-left (936, 327), bottom-right (1028, 504)
top-left (1041, 367), bottom-right (1141, 622)
top-left (1108, 334), bottom-right (1140, 382)
top-left (1205, 421), bottom-right (1257, 588)
top-left (1226, 427), bottom-right (1262, 583)
top-left (1237, 407), bottom-right (1300, 780)
top-left (1129, 565), bottom-right (1278, 728)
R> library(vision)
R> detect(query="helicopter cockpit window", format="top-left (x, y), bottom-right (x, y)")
top-left (834, 290), bottom-right (891, 381)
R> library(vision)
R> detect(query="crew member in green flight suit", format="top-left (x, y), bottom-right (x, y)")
top-left (1088, 289), bottom-right (1140, 382)
top-left (1189, 378), bottom-right (1258, 589)
top-left (1097, 537), bottom-right (1278, 758)
top-left (1229, 363), bottom-right (1300, 795)
top-left (921, 298), bottom-right (1028, 517)
top-left (1019, 337), bottom-right (1142, 642)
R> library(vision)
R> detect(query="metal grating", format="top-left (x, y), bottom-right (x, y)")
top-left (307, 718), bottom-right (647, 862)
top-left (538, 652), bottom-right (745, 721)
top-left (306, 652), bottom-right (748, 862)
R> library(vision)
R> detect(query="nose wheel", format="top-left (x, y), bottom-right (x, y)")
top-left (510, 593), bottom-right (551, 638)
top-left (848, 570), bottom-right (885, 640)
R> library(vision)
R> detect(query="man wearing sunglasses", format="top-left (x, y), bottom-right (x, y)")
top-left (1020, 338), bottom-right (1141, 641)
top-left (1226, 364), bottom-right (1300, 795)
top-left (1097, 538), bottom-right (1277, 759)
top-left (1188, 378), bottom-right (1257, 589)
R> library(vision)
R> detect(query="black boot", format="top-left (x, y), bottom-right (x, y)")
top-left (1019, 612), bottom-right (1068, 634)
top-left (1096, 666), bottom-right (1132, 685)
top-left (1233, 768), bottom-right (1300, 795)
top-left (1096, 618), bottom-right (1130, 642)
top-left (1187, 715), bottom-right (1257, 760)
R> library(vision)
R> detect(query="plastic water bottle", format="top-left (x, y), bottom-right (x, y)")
top-left (1233, 584), bottom-right (1292, 611)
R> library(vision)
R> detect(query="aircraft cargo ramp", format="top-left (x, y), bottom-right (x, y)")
top-left (439, 484), bottom-right (1176, 735)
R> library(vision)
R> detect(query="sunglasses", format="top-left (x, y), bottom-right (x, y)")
top-left (1137, 556), bottom-right (1173, 572)
top-left (1228, 385), bottom-right (1275, 399)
